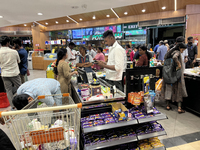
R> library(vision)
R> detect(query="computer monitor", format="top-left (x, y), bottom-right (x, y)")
top-left (77, 69), bottom-right (88, 83)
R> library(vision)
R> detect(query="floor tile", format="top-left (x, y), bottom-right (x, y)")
top-left (167, 147), bottom-right (180, 150)
top-left (177, 143), bottom-right (197, 150)
top-left (164, 137), bottom-right (187, 147)
top-left (189, 141), bottom-right (200, 149)
top-left (180, 132), bottom-right (200, 143)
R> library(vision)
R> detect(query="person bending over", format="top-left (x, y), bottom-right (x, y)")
top-left (12, 78), bottom-right (62, 110)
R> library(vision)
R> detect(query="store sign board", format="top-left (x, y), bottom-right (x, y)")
top-left (123, 23), bottom-right (139, 31)
top-left (82, 32), bottom-right (124, 41)
top-left (35, 44), bottom-right (40, 46)
top-left (147, 23), bottom-right (185, 29)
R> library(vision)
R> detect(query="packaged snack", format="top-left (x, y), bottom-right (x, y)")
top-left (82, 121), bottom-right (93, 126)
top-left (100, 112), bottom-right (110, 116)
top-left (128, 92), bottom-right (135, 104)
top-left (94, 120), bottom-right (104, 126)
top-left (144, 94), bottom-right (154, 114)
top-left (143, 76), bottom-right (150, 94)
top-left (83, 124), bottom-right (93, 128)
top-left (133, 93), bottom-right (142, 105)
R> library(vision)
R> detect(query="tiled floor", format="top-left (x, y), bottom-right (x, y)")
top-left (1, 69), bottom-right (200, 149)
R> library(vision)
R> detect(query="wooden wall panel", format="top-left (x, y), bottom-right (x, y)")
top-left (46, 9), bottom-right (186, 31)
top-left (0, 27), bottom-right (31, 31)
top-left (185, 5), bottom-right (200, 58)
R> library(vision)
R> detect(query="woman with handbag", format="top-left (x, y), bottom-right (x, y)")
top-left (161, 43), bottom-right (188, 113)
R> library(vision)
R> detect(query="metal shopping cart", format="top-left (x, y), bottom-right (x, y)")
top-left (0, 93), bottom-right (81, 150)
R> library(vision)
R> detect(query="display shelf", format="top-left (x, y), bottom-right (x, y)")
top-left (137, 131), bottom-right (167, 141)
top-left (84, 136), bottom-right (138, 150)
top-left (83, 119), bottom-right (138, 133)
top-left (152, 146), bottom-right (166, 150)
top-left (138, 113), bottom-right (168, 124)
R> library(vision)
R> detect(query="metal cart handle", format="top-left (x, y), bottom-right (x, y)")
top-left (0, 103), bottom-right (82, 117)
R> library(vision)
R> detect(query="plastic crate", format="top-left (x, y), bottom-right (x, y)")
top-left (0, 93), bottom-right (10, 108)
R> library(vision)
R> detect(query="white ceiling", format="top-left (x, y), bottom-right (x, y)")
top-left (0, 0), bottom-right (156, 27)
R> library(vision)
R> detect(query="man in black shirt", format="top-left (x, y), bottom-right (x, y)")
top-left (186, 37), bottom-right (198, 68)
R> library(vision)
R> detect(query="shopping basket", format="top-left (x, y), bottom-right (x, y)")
top-left (0, 93), bottom-right (81, 150)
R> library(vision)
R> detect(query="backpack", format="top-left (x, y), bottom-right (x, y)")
top-left (162, 58), bottom-right (182, 84)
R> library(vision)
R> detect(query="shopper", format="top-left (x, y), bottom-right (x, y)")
top-left (133, 45), bottom-right (141, 60)
top-left (161, 43), bottom-right (188, 113)
top-left (186, 37), bottom-right (198, 68)
top-left (0, 36), bottom-right (21, 108)
top-left (157, 40), bottom-right (167, 61)
top-left (93, 47), bottom-right (105, 71)
top-left (136, 45), bottom-right (151, 67)
top-left (97, 30), bottom-right (126, 91)
top-left (88, 44), bottom-right (96, 58)
top-left (154, 42), bottom-right (161, 53)
top-left (164, 40), bottom-right (170, 51)
top-left (54, 48), bottom-right (78, 95)
top-left (66, 42), bottom-right (76, 65)
top-left (13, 78), bottom-right (62, 109)
top-left (13, 38), bottom-right (28, 84)
top-left (76, 46), bottom-right (93, 72)
top-left (125, 44), bottom-right (132, 61)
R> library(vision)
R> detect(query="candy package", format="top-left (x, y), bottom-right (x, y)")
top-left (144, 94), bottom-right (154, 114)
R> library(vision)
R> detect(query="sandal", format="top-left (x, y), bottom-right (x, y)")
top-left (178, 108), bottom-right (185, 114)
top-left (166, 106), bottom-right (172, 111)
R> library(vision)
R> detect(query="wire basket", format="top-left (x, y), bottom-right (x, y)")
top-left (1, 94), bottom-right (81, 150)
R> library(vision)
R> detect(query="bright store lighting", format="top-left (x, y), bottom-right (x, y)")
top-left (45, 22), bottom-right (48, 25)
top-left (24, 24), bottom-right (27, 26)
top-left (162, 6), bottom-right (166, 10)
top-left (111, 8), bottom-right (120, 18)
top-left (55, 21), bottom-right (58, 24)
top-left (67, 15), bottom-right (78, 24)
top-left (142, 9), bottom-right (146, 12)
top-left (124, 12), bottom-right (128, 15)
top-left (174, 0), bottom-right (177, 11)
top-left (0, 16), bottom-right (3, 18)
top-left (106, 15), bottom-right (110, 17)
top-left (37, 13), bottom-right (43, 15)
top-left (93, 16), bottom-right (96, 19)
top-left (66, 20), bottom-right (69, 22)
top-left (80, 18), bottom-right (82, 21)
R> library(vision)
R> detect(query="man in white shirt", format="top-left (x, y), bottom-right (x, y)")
top-left (66, 42), bottom-right (76, 65)
top-left (0, 36), bottom-right (21, 108)
top-left (88, 44), bottom-right (96, 58)
top-left (97, 30), bottom-right (126, 91)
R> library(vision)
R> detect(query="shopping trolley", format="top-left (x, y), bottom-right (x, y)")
top-left (0, 93), bottom-right (82, 150)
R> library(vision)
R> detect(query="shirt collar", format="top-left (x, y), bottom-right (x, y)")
top-left (109, 41), bottom-right (118, 51)
top-left (80, 53), bottom-right (89, 58)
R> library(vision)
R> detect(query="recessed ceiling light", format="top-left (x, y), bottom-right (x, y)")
top-left (106, 15), bottom-right (110, 17)
top-left (162, 6), bottom-right (166, 10)
top-left (142, 9), bottom-right (146, 12)
top-left (124, 12), bottom-right (128, 15)
top-left (0, 16), bottom-right (3, 18)
top-left (66, 20), bottom-right (69, 22)
top-left (80, 18), bottom-right (82, 21)
top-left (24, 24), bottom-right (27, 26)
top-left (55, 21), bottom-right (58, 24)
top-left (37, 13), bottom-right (43, 15)
top-left (93, 16), bottom-right (96, 19)
top-left (45, 22), bottom-right (48, 25)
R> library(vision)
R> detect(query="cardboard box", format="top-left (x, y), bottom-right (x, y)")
top-left (112, 103), bottom-right (128, 120)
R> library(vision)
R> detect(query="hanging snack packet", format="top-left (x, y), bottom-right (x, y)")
top-left (133, 93), bottom-right (142, 105)
top-left (144, 94), bottom-right (154, 114)
top-left (143, 76), bottom-right (150, 94)
top-left (128, 92), bottom-right (135, 104)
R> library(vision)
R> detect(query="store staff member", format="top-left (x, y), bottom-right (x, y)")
top-left (88, 44), bottom-right (96, 58)
top-left (97, 30), bottom-right (126, 91)
top-left (66, 42), bottom-right (76, 65)
top-left (76, 46), bottom-right (93, 72)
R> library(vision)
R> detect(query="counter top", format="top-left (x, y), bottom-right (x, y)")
top-left (184, 69), bottom-right (200, 78)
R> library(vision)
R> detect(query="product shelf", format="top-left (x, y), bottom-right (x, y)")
top-left (137, 130), bottom-right (167, 140)
top-left (84, 136), bottom-right (138, 150)
top-left (152, 146), bottom-right (166, 150)
top-left (82, 113), bottom-right (167, 134)
top-left (138, 113), bottom-right (168, 124)
top-left (83, 119), bottom-right (138, 133)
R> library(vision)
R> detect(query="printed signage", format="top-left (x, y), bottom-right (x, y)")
top-left (123, 23), bottom-right (139, 31)
top-left (35, 44), bottom-right (40, 47)
top-left (82, 32), bottom-right (124, 41)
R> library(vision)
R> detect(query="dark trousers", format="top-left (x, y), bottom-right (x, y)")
top-left (0, 129), bottom-right (15, 150)
top-left (106, 79), bottom-right (123, 92)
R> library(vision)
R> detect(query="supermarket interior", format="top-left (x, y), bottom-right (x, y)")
top-left (1, 0), bottom-right (200, 150)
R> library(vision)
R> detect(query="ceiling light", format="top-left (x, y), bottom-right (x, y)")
top-left (106, 15), bottom-right (110, 17)
top-left (0, 16), bottom-right (3, 18)
top-left (79, 18), bottom-right (82, 21)
top-left (66, 20), bottom-right (69, 22)
top-left (142, 9), bottom-right (146, 12)
top-left (37, 13), bottom-right (43, 15)
top-left (93, 16), bottom-right (96, 19)
top-left (55, 21), bottom-right (58, 24)
top-left (174, 0), bottom-right (177, 11)
top-left (111, 8), bottom-right (120, 18)
top-left (162, 6), bottom-right (166, 10)
top-left (67, 15), bottom-right (78, 24)
top-left (45, 22), bottom-right (48, 25)
top-left (34, 21), bottom-right (46, 27)
top-left (24, 24), bottom-right (27, 26)
top-left (124, 12), bottom-right (128, 15)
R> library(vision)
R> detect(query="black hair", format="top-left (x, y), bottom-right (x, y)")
top-left (187, 36), bottom-right (193, 41)
top-left (13, 38), bottom-right (22, 47)
top-left (69, 42), bottom-right (76, 46)
top-left (0, 36), bottom-right (10, 46)
top-left (12, 94), bottom-right (29, 110)
top-left (103, 30), bottom-right (114, 38)
top-left (80, 45), bottom-right (87, 53)
top-left (139, 45), bottom-right (152, 60)
top-left (126, 44), bottom-right (131, 48)
top-left (176, 43), bottom-right (187, 49)
top-left (169, 44), bottom-right (175, 49)
top-left (98, 47), bottom-right (103, 53)
top-left (176, 36), bottom-right (185, 43)
top-left (53, 48), bottom-right (67, 75)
